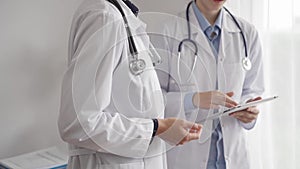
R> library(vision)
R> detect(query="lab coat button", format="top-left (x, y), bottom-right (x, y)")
top-left (225, 156), bottom-right (230, 163)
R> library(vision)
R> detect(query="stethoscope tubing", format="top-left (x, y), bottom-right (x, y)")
top-left (223, 7), bottom-right (248, 57)
top-left (177, 0), bottom-right (250, 83)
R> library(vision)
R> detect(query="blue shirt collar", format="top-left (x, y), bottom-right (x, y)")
top-left (214, 9), bottom-right (223, 30)
top-left (192, 1), bottom-right (223, 31)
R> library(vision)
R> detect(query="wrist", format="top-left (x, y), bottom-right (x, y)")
top-left (152, 119), bottom-right (159, 137)
top-left (156, 119), bottom-right (167, 135)
top-left (192, 93), bottom-right (199, 108)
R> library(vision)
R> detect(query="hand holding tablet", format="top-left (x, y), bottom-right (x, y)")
top-left (199, 96), bottom-right (279, 123)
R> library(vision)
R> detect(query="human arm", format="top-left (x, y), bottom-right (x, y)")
top-left (58, 10), bottom-right (155, 158)
top-left (230, 26), bottom-right (265, 129)
top-left (230, 96), bottom-right (262, 124)
top-left (156, 118), bottom-right (202, 145)
top-left (192, 91), bottom-right (237, 109)
top-left (153, 21), bottom-right (237, 120)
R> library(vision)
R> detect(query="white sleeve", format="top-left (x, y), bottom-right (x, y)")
top-left (239, 27), bottom-right (265, 130)
top-left (58, 11), bottom-right (153, 158)
top-left (151, 24), bottom-right (189, 120)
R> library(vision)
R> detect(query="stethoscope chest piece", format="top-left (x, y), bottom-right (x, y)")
top-left (129, 59), bottom-right (146, 75)
top-left (242, 57), bottom-right (252, 71)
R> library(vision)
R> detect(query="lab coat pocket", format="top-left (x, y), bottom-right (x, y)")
top-left (100, 161), bottom-right (144, 169)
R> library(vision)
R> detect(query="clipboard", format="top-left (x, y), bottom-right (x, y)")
top-left (199, 96), bottom-right (279, 122)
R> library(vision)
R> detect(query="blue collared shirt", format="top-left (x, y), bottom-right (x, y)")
top-left (192, 2), bottom-right (222, 56)
top-left (184, 2), bottom-right (226, 169)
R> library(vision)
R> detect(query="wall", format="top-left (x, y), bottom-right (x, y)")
top-left (0, 0), bottom-right (82, 158)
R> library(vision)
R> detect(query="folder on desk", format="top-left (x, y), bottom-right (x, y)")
top-left (0, 147), bottom-right (68, 169)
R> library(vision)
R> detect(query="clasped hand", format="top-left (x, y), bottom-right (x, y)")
top-left (192, 91), bottom-right (261, 123)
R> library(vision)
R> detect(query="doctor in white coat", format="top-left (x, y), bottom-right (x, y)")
top-left (154, 0), bottom-right (265, 168)
top-left (58, 0), bottom-right (202, 169)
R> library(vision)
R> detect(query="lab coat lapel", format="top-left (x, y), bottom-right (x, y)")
top-left (219, 12), bottom-right (241, 60)
top-left (118, 0), bottom-right (148, 53)
top-left (118, 0), bottom-right (146, 32)
top-left (187, 5), bottom-right (216, 60)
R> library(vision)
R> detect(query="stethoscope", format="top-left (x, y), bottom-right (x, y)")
top-left (107, 0), bottom-right (161, 76)
top-left (178, 1), bottom-right (252, 82)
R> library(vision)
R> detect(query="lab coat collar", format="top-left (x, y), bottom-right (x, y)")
top-left (192, 2), bottom-right (223, 32)
top-left (222, 10), bottom-right (241, 33)
top-left (183, 4), bottom-right (203, 36)
top-left (184, 6), bottom-right (215, 58)
top-left (175, 3), bottom-right (242, 60)
top-left (118, 0), bottom-right (146, 31)
top-left (186, 6), bottom-right (240, 35)
top-left (219, 10), bottom-right (241, 60)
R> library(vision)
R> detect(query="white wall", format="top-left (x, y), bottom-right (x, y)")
top-left (0, 0), bottom-right (82, 158)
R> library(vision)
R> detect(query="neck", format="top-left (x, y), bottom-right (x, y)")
top-left (196, 1), bottom-right (220, 25)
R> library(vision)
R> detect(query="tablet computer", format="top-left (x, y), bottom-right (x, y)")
top-left (199, 96), bottom-right (279, 122)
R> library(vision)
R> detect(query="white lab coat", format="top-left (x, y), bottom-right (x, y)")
top-left (154, 6), bottom-right (265, 169)
top-left (58, 0), bottom-right (167, 168)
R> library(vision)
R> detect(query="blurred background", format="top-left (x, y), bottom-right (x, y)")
top-left (0, 0), bottom-right (299, 168)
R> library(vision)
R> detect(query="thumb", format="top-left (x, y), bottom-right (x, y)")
top-left (226, 92), bottom-right (234, 97)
